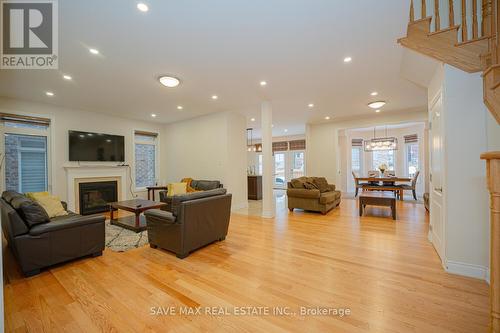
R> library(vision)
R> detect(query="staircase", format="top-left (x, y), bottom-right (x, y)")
top-left (398, 0), bottom-right (500, 124)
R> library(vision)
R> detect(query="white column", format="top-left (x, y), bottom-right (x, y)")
top-left (261, 101), bottom-right (275, 218)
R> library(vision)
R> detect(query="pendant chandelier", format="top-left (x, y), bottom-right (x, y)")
top-left (364, 126), bottom-right (398, 152)
top-left (247, 128), bottom-right (256, 152)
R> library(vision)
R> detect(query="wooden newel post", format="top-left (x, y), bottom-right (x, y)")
top-left (481, 151), bottom-right (500, 333)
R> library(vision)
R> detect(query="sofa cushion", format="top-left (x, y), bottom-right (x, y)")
top-left (35, 195), bottom-right (68, 218)
top-left (313, 177), bottom-right (330, 193)
top-left (168, 188), bottom-right (227, 215)
top-left (2, 190), bottom-right (23, 204)
top-left (303, 181), bottom-right (318, 190)
top-left (194, 180), bottom-right (221, 191)
top-left (290, 179), bottom-right (305, 189)
top-left (287, 188), bottom-right (321, 199)
top-left (17, 200), bottom-right (50, 227)
top-left (167, 183), bottom-right (187, 197)
top-left (319, 191), bottom-right (341, 204)
top-left (10, 196), bottom-right (32, 210)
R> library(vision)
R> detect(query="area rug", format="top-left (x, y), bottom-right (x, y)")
top-left (105, 220), bottom-right (148, 252)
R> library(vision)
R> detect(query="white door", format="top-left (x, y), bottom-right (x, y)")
top-left (274, 151), bottom-right (306, 188)
top-left (429, 92), bottom-right (445, 262)
top-left (274, 152), bottom-right (286, 188)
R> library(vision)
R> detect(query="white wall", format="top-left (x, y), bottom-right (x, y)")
top-left (0, 97), bottom-right (166, 202)
top-left (306, 110), bottom-right (428, 187)
top-left (163, 111), bottom-right (248, 210)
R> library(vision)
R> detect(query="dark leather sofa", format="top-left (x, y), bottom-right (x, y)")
top-left (1, 190), bottom-right (105, 276)
top-left (145, 188), bottom-right (231, 258)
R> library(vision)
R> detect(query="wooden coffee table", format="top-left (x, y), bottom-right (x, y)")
top-left (359, 192), bottom-right (397, 220)
top-left (109, 199), bottom-right (166, 233)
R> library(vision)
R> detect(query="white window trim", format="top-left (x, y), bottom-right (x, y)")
top-left (132, 130), bottom-right (159, 192)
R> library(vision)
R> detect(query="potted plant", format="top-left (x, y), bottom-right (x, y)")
top-left (378, 163), bottom-right (388, 176)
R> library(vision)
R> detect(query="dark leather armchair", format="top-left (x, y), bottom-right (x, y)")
top-left (145, 189), bottom-right (232, 258)
top-left (1, 191), bottom-right (105, 276)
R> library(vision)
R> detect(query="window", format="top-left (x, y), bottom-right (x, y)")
top-left (134, 132), bottom-right (157, 188)
top-left (372, 150), bottom-right (395, 170)
top-left (351, 147), bottom-right (362, 173)
top-left (2, 113), bottom-right (51, 193)
top-left (406, 143), bottom-right (419, 177)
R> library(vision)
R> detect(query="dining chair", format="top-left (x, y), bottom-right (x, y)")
top-left (382, 170), bottom-right (396, 186)
top-left (367, 170), bottom-right (380, 186)
top-left (352, 171), bottom-right (368, 197)
top-left (400, 171), bottom-right (420, 200)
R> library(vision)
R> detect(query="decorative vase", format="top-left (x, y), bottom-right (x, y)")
top-left (380, 169), bottom-right (385, 176)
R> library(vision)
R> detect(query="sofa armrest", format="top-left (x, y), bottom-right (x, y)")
top-left (29, 214), bottom-right (105, 236)
top-left (145, 209), bottom-right (176, 224)
top-left (328, 184), bottom-right (336, 191)
top-left (287, 188), bottom-right (320, 199)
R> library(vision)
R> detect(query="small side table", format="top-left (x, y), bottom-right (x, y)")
top-left (146, 186), bottom-right (168, 201)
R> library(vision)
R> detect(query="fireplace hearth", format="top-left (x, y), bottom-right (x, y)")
top-left (79, 181), bottom-right (118, 215)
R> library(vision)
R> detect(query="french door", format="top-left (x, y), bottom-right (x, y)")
top-left (274, 150), bottom-right (305, 188)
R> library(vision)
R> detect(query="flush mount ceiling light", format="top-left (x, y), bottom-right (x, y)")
top-left (370, 91), bottom-right (378, 96)
top-left (137, 2), bottom-right (149, 12)
top-left (343, 57), bottom-right (352, 63)
top-left (177, 105), bottom-right (183, 110)
top-left (211, 95), bottom-right (218, 100)
top-left (45, 91), bottom-right (54, 97)
top-left (63, 74), bottom-right (72, 80)
top-left (368, 101), bottom-right (386, 109)
top-left (158, 75), bottom-right (181, 88)
top-left (89, 48), bottom-right (99, 55)
top-left (260, 81), bottom-right (267, 86)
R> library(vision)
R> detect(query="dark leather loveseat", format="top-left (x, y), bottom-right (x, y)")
top-left (1, 190), bottom-right (105, 276)
top-left (145, 188), bottom-right (231, 258)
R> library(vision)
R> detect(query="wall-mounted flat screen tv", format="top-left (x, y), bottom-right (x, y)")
top-left (69, 130), bottom-right (125, 162)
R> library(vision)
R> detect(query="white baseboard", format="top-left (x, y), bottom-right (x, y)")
top-left (445, 260), bottom-right (489, 282)
top-left (231, 202), bottom-right (248, 211)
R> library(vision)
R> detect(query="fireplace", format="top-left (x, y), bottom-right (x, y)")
top-left (79, 181), bottom-right (118, 215)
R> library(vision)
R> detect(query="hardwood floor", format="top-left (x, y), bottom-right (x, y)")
top-left (3, 199), bottom-right (489, 332)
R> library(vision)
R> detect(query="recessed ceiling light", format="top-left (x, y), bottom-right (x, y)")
top-left (89, 48), bottom-right (99, 55)
top-left (375, 109), bottom-right (381, 113)
top-left (368, 101), bottom-right (386, 109)
top-left (343, 57), bottom-right (352, 63)
top-left (284, 129), bottom-right (288, 133)
top-left (177, 105), bottom-right (183, 110)
top-left (370, 91), bottom-right (378, 96)
top-left (63, 74), bottom-right (72, 80)
top-left (158, 76), bottom-right (181, 88)
top-left (260, 81), bottom-right (267, 86)
top-left (211, 95), bottom-right (218, 100)
top-left (272, 124), bottom-right (274, 128)
top-left (151, 113), bottom-right (157, 117)
top-left (250, 118), bottom-right (255, 122)
top-left (137, 3), bottom-right (149, 12)
top-left (308, 103), bottom-right (314, 108)
top-left (324, 116), bottom-right (330, 120)
top-left (45, 91), bottom-right (54, 97)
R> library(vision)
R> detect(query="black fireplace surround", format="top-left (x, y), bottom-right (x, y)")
top-left (79, 181), bottom-right (117, 215)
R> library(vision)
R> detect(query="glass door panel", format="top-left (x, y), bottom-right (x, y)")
top-left (290, 151), bottom-right (305, 179)
top-left (274, 152), bottom-right (286, 188)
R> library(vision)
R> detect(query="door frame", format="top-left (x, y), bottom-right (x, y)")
top-left (273, 150), bottom-right (306, 189)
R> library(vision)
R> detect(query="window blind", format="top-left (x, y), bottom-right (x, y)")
top-left (404, 134), bottom-right (418, 143)
top-left (134, 130), bottom-right (158, 137)
top-left (0, 113), bottom-right (50, 127)
top-left (289, 139), bottom-right (306, 150)
top-left (272, 141), bottom-right (288, 152)
top-left (351, 139), bottom-right (363, 147)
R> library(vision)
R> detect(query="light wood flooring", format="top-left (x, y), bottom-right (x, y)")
top-left (3, 198), bottom-right (489, 332)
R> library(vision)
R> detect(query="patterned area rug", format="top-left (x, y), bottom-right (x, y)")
top-left (105, 220), bottom-right (148, 252)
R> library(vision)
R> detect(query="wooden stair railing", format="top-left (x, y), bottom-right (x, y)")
top-left (399, 0), bottom-right (500, 124)
top-left (481, 152), bottom-right (500, 333)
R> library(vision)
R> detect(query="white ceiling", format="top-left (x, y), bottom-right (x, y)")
top-left (0, 0), bottom-right (427, 137)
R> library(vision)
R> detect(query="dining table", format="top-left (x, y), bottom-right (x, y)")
top-left (354, 176), bottom-right (412, 200)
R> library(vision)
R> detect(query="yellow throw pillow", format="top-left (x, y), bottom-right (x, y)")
top-left (25, 191), bottom-right (50, 201)
top-left (167, 182), bottom-right (187, 197)
top-left (35, 195), bottom-right (68, 218)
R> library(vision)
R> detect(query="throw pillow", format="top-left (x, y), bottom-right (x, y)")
top-left (180, 177), bottom-right (199, 192)
top-left (17, 200), bottom-right (50, 227)
top-left (303, 181), bottom-right (318, 190)
top-left (290, 179), bottom-right (305, 189)
top-left (313, 177), bottom-right (330, 193)
top-left (35, 195), bottom-right (68, 218)
top-left (25, 191), bottom-right (50, 201)
top-left (167, 182), bottom-right (187, 197)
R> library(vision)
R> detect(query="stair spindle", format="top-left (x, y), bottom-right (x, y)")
top-left (482, 0), bottom-right (492, 36)
top-left (473, 0), bottom-right (479, 39)
top-left (435, 0), bottom-right (441, 30)
top-left (461, 0), bottom-right (468, 42)
top-left (449, 0), bottom-right (455, 26)
top-left (410, 0), bottom-right (415, 22)
top-left (421, 0), bottom-right (426, 18)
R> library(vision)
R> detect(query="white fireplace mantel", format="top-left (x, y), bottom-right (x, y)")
top-left (64, 165), bottom-right (129, 212)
